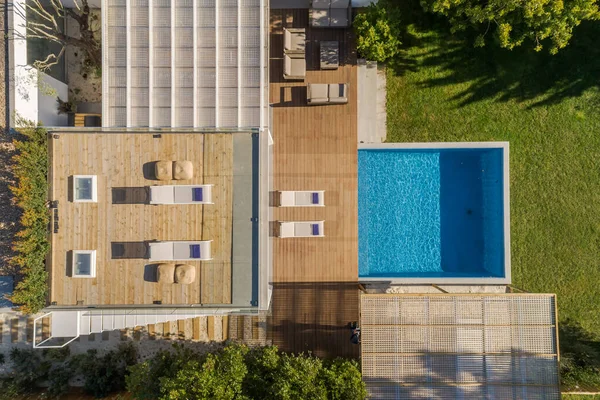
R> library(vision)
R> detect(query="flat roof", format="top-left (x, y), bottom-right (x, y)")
top-left (361, 294), bottom-right (560, 399)
top-left (48, 132), bottom-right (259, 308)
top-left (102, 0), bottom-right (267, 129)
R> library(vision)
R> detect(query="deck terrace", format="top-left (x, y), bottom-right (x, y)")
top-left (49, 132), bottom-right (234, 306)
top-left (269, 9), bottom-right (360, 358)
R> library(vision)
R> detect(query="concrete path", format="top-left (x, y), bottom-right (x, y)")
top-left (357, 59), bottom-right (386, 143)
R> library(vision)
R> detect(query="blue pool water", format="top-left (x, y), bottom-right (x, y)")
top-left (358, 148), bottom-right (506, 279)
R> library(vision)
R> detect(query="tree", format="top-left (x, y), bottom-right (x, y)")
top-left (24, 0), bottom-right (101, 72)
top-left (353, 1), bottom-right (402, 63)
top-left (158, 345), bottom-right (248, 400)
top-left (421, 0), bottom-right (600, 54)
top-left (126, 344), bottom-right (368, 400)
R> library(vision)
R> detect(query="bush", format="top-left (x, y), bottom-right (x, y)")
top-left (72, 343), bottom-right (138, 398)
top-left (127, 344), bottom-right (367, 400)
top-left (9, 120), bottom-right (50, 314)
top-left (353, 1), bottom-right (402, 63)
top-left (126, 345), bottom-right (197, 400)
top-left (9, 348), bottom-right (49, 393)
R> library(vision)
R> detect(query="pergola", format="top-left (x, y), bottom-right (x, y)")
top-left (361, 294), bottom-right (561, 399)
top-left (102, 0), bottom-right (268, 129)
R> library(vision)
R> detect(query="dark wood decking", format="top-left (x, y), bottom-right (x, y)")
top-left (269, 9), bottom-right (360, 359)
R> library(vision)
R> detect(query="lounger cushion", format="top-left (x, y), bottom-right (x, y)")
top-left (157, 263), bottom-right (175, 284)
top-left (173, 161), bottom-right (193, 180)
top-left (329, 83), bottom-right (348, 103)
top-left (310, 8), bottom-right (330, 27)
top-left (312, 224), bottom-right (320, 236)
top-left (284, 29), bottom-right (306, 53)
top-left (312, 193), bottom-right (320, 204)
top-left (193, 187), bottom-right (203, 202)
top-left (284, 54), bottom-right (306, 79)
top-left (190, 244), bottom-right (201, 259)
top-left (174, 264), bottom-right (196, 284)
top-left (312, 0), bottom-right (330, 8)
top-left (330, 0), bottom-right (349, 8)
top-left (155, 161), bottom-right (172, 181)
top-left (329, 8), bottom-right (349, 27)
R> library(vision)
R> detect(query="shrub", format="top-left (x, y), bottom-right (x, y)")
top-left (72, 343), bottom-right (138, 398)
top-left (128, 344), bottom-right (367, 400)
top-left (126, 345), bottom-right (198, 400)
top-left (9, 120), bottom-right (50, 314)
top-left (9, 348), bottom-right (49, 393)
top-left (46, 365), bottom-right (72, 399)
top-left (353, 1), bottom-right (402, 63)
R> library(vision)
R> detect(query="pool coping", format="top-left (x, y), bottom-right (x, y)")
top-left (357, 142), bottom-right (511, 285)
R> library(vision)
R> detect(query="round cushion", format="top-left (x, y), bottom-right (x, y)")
top-left (174, 264), bottom-right (196, 284)
top-left (173, 161), bottom-right (193, 180)
top-left (155, 161), bottom-right (173, 181)
top-left (156, 263), bottom-right (175, 284)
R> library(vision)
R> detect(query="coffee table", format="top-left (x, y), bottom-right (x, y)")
top-left (320, 41), bottom-right (339, 70)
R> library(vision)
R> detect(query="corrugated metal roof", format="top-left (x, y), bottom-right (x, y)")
top-left (360, 294), bottom-right (560, 400)
top-left (102, 0), bottom-right (267, 129)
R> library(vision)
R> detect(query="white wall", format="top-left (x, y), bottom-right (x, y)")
top-left (11, 0), bottom-right (69, 127)
top-left (38, 73), bottom-right (69, 126)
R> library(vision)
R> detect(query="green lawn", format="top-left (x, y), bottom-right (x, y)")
top-left (385, 13), bottom-right (600, 390)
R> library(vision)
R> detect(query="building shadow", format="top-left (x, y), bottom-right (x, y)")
top-left (111, 242), bottom-right (148, 259)
top-left (112, 187), bottom-right (148, 204)
top-left (268, 282), bottom-right (360, 359)
top-left (144, 264), bottom-right (158, 282)
top-left (143, 161), bottom-right (158, 180)
top-left (272, 86), bottom-right (307, 107)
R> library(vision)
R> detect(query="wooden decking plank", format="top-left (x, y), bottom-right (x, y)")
top-left (222, 316), bottom-right (229, 341)
top-left (207, 317), bottom-right (215, 341)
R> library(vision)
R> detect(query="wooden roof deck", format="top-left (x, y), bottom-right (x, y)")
top-left (269, 9), bottom-right (360, 359)
top-left (49, 133), bottom-right (233, 306)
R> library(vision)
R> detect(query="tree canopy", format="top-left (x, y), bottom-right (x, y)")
top-left (420, 0), bottom-right (600, 54)
top-left (353, 1), bottom-right (402, 63)
top-left (126, 344), bottom-right (367, 400)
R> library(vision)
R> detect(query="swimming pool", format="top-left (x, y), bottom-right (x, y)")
top-left (358, 143), bottom-right (510, 283)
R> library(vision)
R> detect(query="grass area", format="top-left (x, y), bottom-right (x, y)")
top-left (385, 7), bottom-right (600, 390)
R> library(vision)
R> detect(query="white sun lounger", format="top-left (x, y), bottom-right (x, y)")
top-left (148, 241), bottom-right (213, 261)
top-left (277, 221), bottom-right (325, 238)
top-left (278, 190), bottom-right (325, 207)
top-left (149, 185), bottom-right (213, 205)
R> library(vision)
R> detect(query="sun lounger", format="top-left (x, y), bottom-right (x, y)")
top-left (149, 241), bottom-right (213, 261)
top-left (278, 190), bottom-right (325, 207)
top-left (277, 221), bottom-right (325, 238)
top-left (149, 185), bottom-right (213, 205)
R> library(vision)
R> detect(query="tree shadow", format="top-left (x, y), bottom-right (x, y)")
top-left (386, 0), bottom-right (600, 107)
top-left (559, 319), bottom-right (600, 391)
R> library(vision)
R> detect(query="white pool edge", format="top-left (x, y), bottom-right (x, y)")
top-left (358, 142), bottom-right (511, 285)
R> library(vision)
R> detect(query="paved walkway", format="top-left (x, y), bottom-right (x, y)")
top-left (357, 60), bottom-right (386, 143)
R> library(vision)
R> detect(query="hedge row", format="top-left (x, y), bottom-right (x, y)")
top-left (9, 121), bottom-right (50, 314)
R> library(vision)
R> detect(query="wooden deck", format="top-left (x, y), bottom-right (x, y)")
top-left (269, 9), bottom-right (360, 358)
top-left (49, 133), bottom-right (233, 306)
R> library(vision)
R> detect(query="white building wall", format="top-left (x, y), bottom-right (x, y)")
top-left (11, 0), bottom-right (69, 127)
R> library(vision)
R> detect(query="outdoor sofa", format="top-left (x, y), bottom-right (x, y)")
top-left (283, 28), bottom-right (306, 80)
top-left (307, 83), bottom-right (348, 105)
top-left (310, 0), bottom-right (351, 28)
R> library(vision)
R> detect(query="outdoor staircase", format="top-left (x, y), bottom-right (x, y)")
top-left (32, 311), bottom-right (270, 347)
